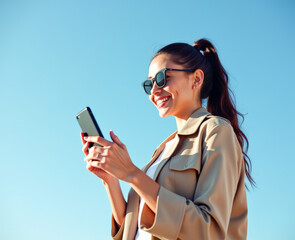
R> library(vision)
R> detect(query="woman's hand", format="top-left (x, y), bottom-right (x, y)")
top-left (82, 131), bottom-right (159, 217)
top-left (82, 130), bottom-right (139, 183)
top-left (81, 132), bottom-right (117, 185)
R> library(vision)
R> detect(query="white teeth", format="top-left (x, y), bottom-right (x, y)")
top-left (157, 97), bottom-right (169, 104)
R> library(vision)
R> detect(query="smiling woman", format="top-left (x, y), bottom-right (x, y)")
top-left (81, 38), bottom-right (254, 240)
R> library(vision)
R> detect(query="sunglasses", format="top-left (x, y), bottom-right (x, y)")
top-left (142, 68), bottom-right (195, 95)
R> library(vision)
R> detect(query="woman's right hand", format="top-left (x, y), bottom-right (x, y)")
top-left (81, 132), bottom-right (117, 185)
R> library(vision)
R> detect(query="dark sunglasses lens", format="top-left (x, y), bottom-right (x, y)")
top-left (143, 70), bottom-right (166, 95)
top-left (156, 71), bottom-right (165, 87)
top-left (143, 80), bottom-right (153, 94)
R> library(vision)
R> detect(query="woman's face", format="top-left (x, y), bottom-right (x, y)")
top-left (148, 54), bottom-right (200, 119)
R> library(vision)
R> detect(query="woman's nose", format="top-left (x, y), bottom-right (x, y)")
top-left (150, 81), bottom-right (161, 95)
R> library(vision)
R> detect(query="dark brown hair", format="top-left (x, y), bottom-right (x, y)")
top-left (153, 39), bottom-right (255, 188)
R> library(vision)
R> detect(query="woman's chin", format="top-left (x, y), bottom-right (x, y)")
top-left (158, 108), bottom-right (171, 118)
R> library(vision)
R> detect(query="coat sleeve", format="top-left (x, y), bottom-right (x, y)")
top-left (140, 122), bottom-right (245, 240)
top-left (111, 215), bottom-right (125, 240)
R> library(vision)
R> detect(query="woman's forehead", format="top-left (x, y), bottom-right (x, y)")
top-left (148, 54), bottom-right (181, 78)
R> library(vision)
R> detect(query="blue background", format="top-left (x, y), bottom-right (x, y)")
top-left (0, 0), bottom-right (294, 239)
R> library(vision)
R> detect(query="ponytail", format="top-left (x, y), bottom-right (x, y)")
top-left (153, 39), bottom-right (255, 189)
top-left (194, 39), bottom-right (255, 188)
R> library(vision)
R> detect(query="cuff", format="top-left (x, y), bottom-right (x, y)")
top-left (111, 215), bottom-right (125, 240)
top-left (141, 186), bottom-right (186, 239)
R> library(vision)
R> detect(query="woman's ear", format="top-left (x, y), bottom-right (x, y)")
top-left (192, 69), bottom-right (204, 89)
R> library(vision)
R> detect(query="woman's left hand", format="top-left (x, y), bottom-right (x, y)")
top-left (83, 130), bottom-right (139, 182)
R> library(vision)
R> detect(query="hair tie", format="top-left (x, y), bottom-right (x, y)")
top-left (193, 42), bottom-right (215, 56)
top-left (193, 42), bottom-right (206, 55)
top-left (193, 41), bottom-right (200, 51)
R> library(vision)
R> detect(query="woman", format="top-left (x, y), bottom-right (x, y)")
top-left (81, 39), bottom-right (254, 240)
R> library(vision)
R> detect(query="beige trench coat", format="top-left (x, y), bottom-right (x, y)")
top-left (111, 107), bottom-right (247, 240)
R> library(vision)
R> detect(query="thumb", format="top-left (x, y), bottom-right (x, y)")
top-left (110, 130), bottom-right (126, 149)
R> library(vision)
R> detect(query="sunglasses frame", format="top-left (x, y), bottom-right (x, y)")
top-left (142, 68), bottom-right (195, 95)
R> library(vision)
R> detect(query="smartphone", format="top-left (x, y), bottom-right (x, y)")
top-left (76, 107), bottom-right (104, 148)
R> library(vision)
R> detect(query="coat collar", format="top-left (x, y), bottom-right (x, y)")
top-left (143, 107), bottom-right (211, 174)
top-left (177, 107), bottom-right (211, 136)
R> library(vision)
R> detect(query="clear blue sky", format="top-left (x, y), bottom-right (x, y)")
top-left (0, 0), bottom-right (294, 239)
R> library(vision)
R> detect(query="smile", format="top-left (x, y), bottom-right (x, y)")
top-left (156, 96), bottom-right (170, 107)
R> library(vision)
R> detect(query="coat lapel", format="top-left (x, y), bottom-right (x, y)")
top-left (142, 131), bottom-right (178, 172)
top-left (152, 134), bottom-right (180, 180)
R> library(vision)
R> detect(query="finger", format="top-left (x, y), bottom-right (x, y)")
top-left (84, 152), bottom-right (102, 162)
top-left (89, 145), bottom-right (104, 154)
top-left (82, 141), bottom-right (89, 155)
top-left (90, 160), bottom-right (101, 168)
top-left (85, 155), bottom-right (96, 162)
top-left (86, 160), bottom-right (94, 170)
top-left (81, 132), bottom-right (86, 144)
top-left (84, 136), bottom-right (111, 147)
top-left (110, 130), bottom-right (126, 149)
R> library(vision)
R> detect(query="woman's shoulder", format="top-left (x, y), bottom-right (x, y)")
top-left (205, 114), bottom-right (231, 127)
top-left (178, 109), bottom-right (233, 137)
top-left (200, 114), bottom-right (234, 135)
